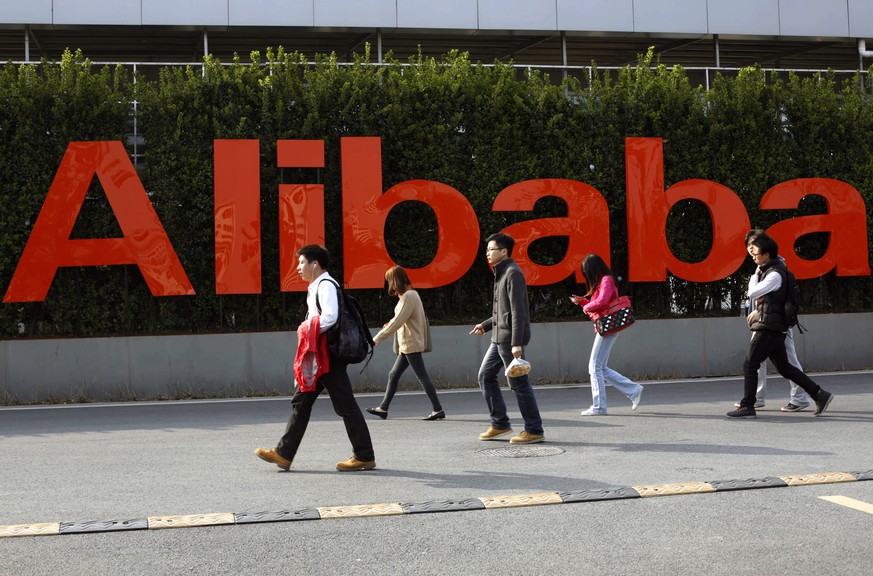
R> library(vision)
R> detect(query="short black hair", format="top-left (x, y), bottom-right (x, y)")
top-left (486, 232), bottom-right (515, 257)
top-left (750, 233), bottom-right (778, 260)
top-left (744, 228), bottom-right (765, 245)
top-left (296, 244), bottom-right (330, 269)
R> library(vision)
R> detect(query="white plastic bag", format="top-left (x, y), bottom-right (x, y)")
top-left (505, 357), bottom-right (531, 378)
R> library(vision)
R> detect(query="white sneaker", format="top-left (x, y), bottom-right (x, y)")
top-left (580, 407), bottom-right (606, 416)
top-left (631, 388), bottom-right (643, 411)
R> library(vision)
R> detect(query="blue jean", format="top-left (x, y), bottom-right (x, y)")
top-left (379, 352), bottom-right (442, 412)
top-left (477, 341), bottom-right (543, 435)
top-left (588, 332), bottom-right (642, 413)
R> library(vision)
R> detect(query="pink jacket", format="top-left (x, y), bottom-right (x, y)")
top-left (578, 276), bottom-right (618, 321)
top-left (293, 316), bottom-right (329, 392)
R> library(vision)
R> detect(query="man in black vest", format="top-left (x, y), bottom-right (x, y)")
top-left (727, 233), bottom-right (834, 418)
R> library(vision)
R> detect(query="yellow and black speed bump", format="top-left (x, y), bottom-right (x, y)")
top-left (3, 468), bottom-right (871, 538)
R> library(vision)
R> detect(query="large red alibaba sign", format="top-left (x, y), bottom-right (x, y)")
top-left (2, 137), bottom-right (869, 303)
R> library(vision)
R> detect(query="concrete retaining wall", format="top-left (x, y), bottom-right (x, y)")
top-left (1, 313), bottom-right (871, 402)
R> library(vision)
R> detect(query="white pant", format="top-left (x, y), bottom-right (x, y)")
top-left (753, 329), bottom-right (811, 406)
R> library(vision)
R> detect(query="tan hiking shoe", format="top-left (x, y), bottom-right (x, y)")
top-left (510, 431), bottom-right (544, 444)
top-left (336, 457), bottom-right (376, 471)
top-left (255, 447), bottom-right (292, 471)
top-left (479, 427), bottom-right (513, 441)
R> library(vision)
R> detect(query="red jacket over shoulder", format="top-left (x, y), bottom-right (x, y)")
top-left (294, 316), bottom-right (330, 392)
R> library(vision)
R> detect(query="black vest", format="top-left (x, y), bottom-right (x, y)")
top-left (750, 259), bottom-right (788, 333)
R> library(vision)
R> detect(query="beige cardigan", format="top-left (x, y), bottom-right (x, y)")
top-left (373, 289), bottom-right (428, 354)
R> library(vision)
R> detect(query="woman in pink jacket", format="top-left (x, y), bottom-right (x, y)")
top-left (366, 266), bottom-right (445, 421)
top-left (570, 254), bottom-right (644, 416)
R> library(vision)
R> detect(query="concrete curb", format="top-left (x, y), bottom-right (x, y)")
top-left (2, 469), bottom-right (870, 539)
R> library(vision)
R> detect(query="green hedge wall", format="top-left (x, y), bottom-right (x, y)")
top-left (0, 50), bottom-right (132, 337)
top-left (1, 48), bottom-right (872, 337)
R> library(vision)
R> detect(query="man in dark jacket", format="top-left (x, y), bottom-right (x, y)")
top-left (470, 233), bottom-right (545, 443)
top-left (727, 233), bottom-right (834, 419)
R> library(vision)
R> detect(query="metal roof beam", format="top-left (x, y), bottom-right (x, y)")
top-left (341, 33), bottom-right (372, 61)
top-left (757, 42), bottom-right (840, 66)
top-left (501, 35), bottom-right (555, 61)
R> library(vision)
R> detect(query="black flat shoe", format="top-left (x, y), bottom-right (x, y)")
top-left (366, 407), bottom-right (388, 420)
top-left (423, 410), bottom-right (445, 421)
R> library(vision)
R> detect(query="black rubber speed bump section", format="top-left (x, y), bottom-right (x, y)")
top-left (709, 477), bottom-right (788, 492)
top-left (560, 486), bottom-right (641, 503)
top-left (234, 509), bottom-right (321, 524)
top-left (852, 469), bottom-right (873, 481)
top-left (400, 498), bottom-right (486, 514)
top-left (59, 518), bottom-right (148, 534)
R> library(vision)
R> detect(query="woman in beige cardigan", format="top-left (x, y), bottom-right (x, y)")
top-left (367, 266), bottom-right (445, 421)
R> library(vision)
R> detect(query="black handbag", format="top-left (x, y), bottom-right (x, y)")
top-left (593, 296), bottom-right (635, 336)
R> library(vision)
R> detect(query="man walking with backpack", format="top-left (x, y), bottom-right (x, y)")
top-left (256, 245), bottom-right (376, 471)
top-left (727, 233), bottom-right (834, 419)
top-left (735, 229), bottom-right (812, 411)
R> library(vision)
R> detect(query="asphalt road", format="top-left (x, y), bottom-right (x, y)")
top-left (2, 371), bottom-right (872, 575)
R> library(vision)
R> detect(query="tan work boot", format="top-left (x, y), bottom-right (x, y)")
top-left (479, 427), bottom-right (513, 441)
top-left (255, 447), bottom-right (292, 471)
top-left (510, 430), bottom-right (544, 444)
top-left (336, 457), bottom-right (376, 471)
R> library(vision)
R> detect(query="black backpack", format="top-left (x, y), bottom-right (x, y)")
top-left (315, 278), bottom-right (375, 366)
top-left (780, 267), bottom-right (806, 334)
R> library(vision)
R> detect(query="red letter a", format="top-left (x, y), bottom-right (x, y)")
top-left (762, 178), bottom-right (870, 278)
top-left (3, 142), bottom-right (194, 302)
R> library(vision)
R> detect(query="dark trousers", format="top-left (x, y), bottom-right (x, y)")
top-left (741, 330), bottom-right (822, 408)
top-left (276, 362), bottom-right (375, 462)
top-left (379, 352), bottom-right (442, 412)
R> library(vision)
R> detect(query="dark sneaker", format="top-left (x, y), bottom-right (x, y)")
top-left (726, 406), bottom-right (757, 418)
top-left (780, 402), bottom-right (810, 412)
top-left (813, 391), bottom-right (834, 417)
